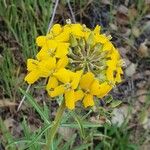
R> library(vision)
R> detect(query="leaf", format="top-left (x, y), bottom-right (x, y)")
top-left (139, 110), bottom-right (148, 124)
top-left (125, 63), bottom-right (137, 77)
top-left (19, 88), bottom-right (50, 124)
top-left (24, 123), bottom-right (52, 149)
top-left (110, 100), bottom-right (122, 108)
top-left (70, 111), bottom-right (85, 139)
top-left (0, 99), bottom-right (17, 107)
top-left (74, 143), bottom-right (93, 150)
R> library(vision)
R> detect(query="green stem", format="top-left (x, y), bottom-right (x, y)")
top-left (45, 99), bottom-right (66, 150)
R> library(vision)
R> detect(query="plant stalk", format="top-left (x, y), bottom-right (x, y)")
top-left (45, 99), bottom-right (66, 150)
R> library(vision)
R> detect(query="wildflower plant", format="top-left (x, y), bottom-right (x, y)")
top-left (24, 20), bottom-right (123, 149)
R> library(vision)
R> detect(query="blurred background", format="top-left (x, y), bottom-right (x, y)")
top-left (0, 0), bottom-right (150, 149)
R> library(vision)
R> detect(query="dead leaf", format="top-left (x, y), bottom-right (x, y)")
top-left (138, 40), bottom-right (149, 58)
top-left (58, 127), bottom-right (75, 141)
top-left (101, 0), bottom-right (110, 5)
top-left (117, 5), bottom-right (128, 15)
top-left (4, 118), bottom-right (15, 130)
top-left (132, 26), bottom-right (140, 37)
top-left (125, 63), bottom-right (137, 77)
top-left (116, 13), bottom-right (129, 25)
top-left (109, 23), bottom-right (118, 31)
top-left (139, 110), bottom-right (148, 125)
top-left (128, 7), bottom-right (138, 21)
top-left (137, 89), bottom-right (147, 103)
top-left (145, 0), bottom-right (150, 4)
top-left (90, 115), bottom-right (106, 124)
top-left (111, 105), bottom-right (129, 127)
top-left (0, 99), bottom-right (17, 107)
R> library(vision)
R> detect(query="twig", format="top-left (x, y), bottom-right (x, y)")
top-left (17, 84), bottom-right (31, 111)
top-left (47, 0), bottom-right (60, 34)
top-left (17, 0), bottom-right (60, 111)
top-left (67, 0), bottom-right (76, 23)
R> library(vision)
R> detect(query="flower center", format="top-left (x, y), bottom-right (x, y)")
top-left (68, 35), bottom-right (109, 81)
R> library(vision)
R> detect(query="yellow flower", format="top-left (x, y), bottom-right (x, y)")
top-left (106, 49), bottom-right (123, 83)
top-left (46, 56), bottom-right (69, 93)
top-left (47, 69), bottom-right (83, 109)
top-left (25, 57), bottom-right (56, 84)
top-left (36, 40), bottom-right (69, 60)
top-left (79, 72), bottom-right (101, 108)
top-left (25, 22), bottom-right (124, 109)
top-left (98, 82), bottom-right (113, 98)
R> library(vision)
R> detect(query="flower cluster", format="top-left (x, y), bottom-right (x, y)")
top-left (25, 21), bottom-right (123, 109)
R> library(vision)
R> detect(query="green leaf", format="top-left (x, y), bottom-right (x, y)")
top-left (70, 111), bottom-right (85, 139)
top-left (110, 100), bottom-right (122, 108)
top-left (25, 123), bottom-right (52, 149)
top-left (19, 88), bottom-right (50, 124)
top-left (74, 143), bottom-right (93, 150)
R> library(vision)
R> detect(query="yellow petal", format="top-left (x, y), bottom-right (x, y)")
top-left (54, 68), bottom-right (71, 83)
top-left (39, 57), bottom-right (56, 77)
top-left (94, 25), bottom-right (101, 34)
top-left (46, 40), bottom-right (58, 49)
top-left (55, 43), bottom-right (69, 58)
top-left (115, 67), bottom-right (123, 83)
top-left (46, 76), bottom-right (58, 90)
top-left (36, 36), bottom-right (46, 47)
top-left (74, 90), bottom-right (84, 102)
top-left (102, 41), bottom-right (113, 51)
top-left (24, 71), bottom-right (40, 84)
top-left (71, 70), bottom-right (83, 89)
top-left (80, 72), bottom-right (94, 90)
top-left (51, 24), bottom-right (62, 36)
top-left (27, 59), bottom-right (38, 71)
top-left (90, 80), bottom-right (101, 95)
top-left (95, 34), bottom-right (108, 44)
top-left (106, 68), bottom-right (114, 82)
top-left (50, 85), bottom-right (65, 97)
top-left (107, 60), bottom-right (117, 70)
top-left (54, 30), bottom-right (70, 42)
top-left (83, 94), bottom-right (94, 108)
top-left (56, 56), bottom-right (69, 69)
top-left (71, 24), bottom-right (84, 37)
top-left (65, 90), bottom-right (75, 110)
top-left (36, 40), bottom-right (57, 60)
top-left (98, 82), bottom-right (112, 98)
top-left (36, 48), bottom-right (50, 61)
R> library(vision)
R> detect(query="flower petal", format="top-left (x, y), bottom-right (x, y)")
top-left (80, 72), bottom-right (94, 90)
top-left (115, 67), bottom-right (123, 83)
top-left (56, 56), bottom-right (69, 69)
top-left (51, 24), bottom-right (62, 36)
top-left (36, 36), bottom-right (46, 47)
top-left (71, 70), bottom-right (83, 89)
top-left (24, 71), bottom-right (40, 84)
top-left (95, 34), bottom-right (108, 44)
top-left (39, 57), bottom-right (56, 77)
top-left (106, 68), bottom-right (114, 82)
top-left (98, 82), bottom-right (112, 98)
top-left (46, 76), bottom-right (58, 90)
top-left (65, 90), bottom-right (75, 110)
top-left (90, 80), bottom-right (101, 95)
top-left (55, 43), bottom-right (69, 58)
top-left (50, 85), bottom-right (65, 97)
top-left (102, 41), bottom-right (113, 51)
top-left (93, 25), bottom-right (101, 34)
top-left (74, 90), bottom-right (84, 102)
top-left (83, 94), bottom-right (94, 108)
top-left (27, 59), bottom-right (38, 71)
top-left (71, 24), bottom-right (84, 37)
top-left (54, 68), bottom-right (71, 83)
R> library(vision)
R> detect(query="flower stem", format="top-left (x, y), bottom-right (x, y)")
top-left (45, 99), bottom-right (66, 150)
